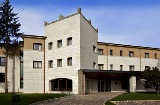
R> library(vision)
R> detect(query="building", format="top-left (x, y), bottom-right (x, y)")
top-left (0, 8), bottom-right (160, 94)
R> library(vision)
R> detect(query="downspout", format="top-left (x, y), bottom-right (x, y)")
top-left (44, 38), bottom-right (46, 93)
top-left (107, 43), bottom-right (108, 70)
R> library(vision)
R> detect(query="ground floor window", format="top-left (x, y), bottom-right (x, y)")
top-left (50, 78), bottom-right (72, 91)
top-left (122, 78), bottom-right (129, 89)
top-left (0, 73), bottom-right (5, 82)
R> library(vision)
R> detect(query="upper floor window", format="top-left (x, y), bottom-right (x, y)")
top-left (93, 45), bottom-right (96, 53)
top-left (120, 65), bottom-right (123, 71)
top-left (48, 42), bottom-right (53, 50)
top-left (67, 57), bottom-right (72, 66)
top-left (0, 57), bottom-right (6, 66)
top-left (33, 43), bottom-right (42, 50)
top-left (145, 53), bottom-right (149, 58)
top-left (0, 73), bottom-right (5, 82)
top-left (33, 61), bottom-right (42, 68)
top-left (57, 59), bottom-right (62, 67)
top-left (67, 37), bottom-right (72, 46)
top-left (57, 40), bottom-right (62, 48)
top-left (98, 64), bottom-right (103, 70)
top-left (129, 65), bottom-right (134, 71)
top-left (110, 50), bottom-right (113, 56)
top-left (93, 62), bottom-right (96, 69)
top-left (98, 49), bottom-right (103, 55)
top-left (49, 60), bottom-right (53, 68)
top-left (110, 64), bottom-right (113, 70)
top-left (129, 51), bottom-right (134, 57)
top-left (155, 53), bottom-right (157, 59)
top-left (120, 50), bottom-right (123, 56)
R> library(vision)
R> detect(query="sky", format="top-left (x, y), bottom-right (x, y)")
top-left (7, 0), bottom-right (160, 48)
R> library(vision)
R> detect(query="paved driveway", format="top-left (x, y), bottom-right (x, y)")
top-left (31, 92), bottom-right (123, 105)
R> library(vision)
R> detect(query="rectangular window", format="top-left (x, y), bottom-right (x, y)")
top-left (0, 57), bottom-right (6, 66)
top-left (49, 60), bottom-right (53, 68)
top-left (129, 65), bottom-right (134, 71)
top-left (33, 43), bottom-right (42, 50)
top-left (57, 59), bottom-right (62, 67)
top-left (120, 65), bottom-right (123, 71)
top-left (98, 64), bottom-right (103, 70)
top-left (33, 61), bottom-right (42, 68)
top-left (110, 50), bottom-right (113, 56)
top-left (67, 57), bottom-right (72, 66)
top-left (129, 51), bottom-right (134, 57)
top-left (93, 45), bottom-right (96, 53)
top-left (67, 37), bottom-right (72, 46)
top-left (98, 49), bottom-right (103, 55)
top-left (57, 40), bottom-right (62, 48)
top-left (120, 50), bottom-right (123, 56)
top-left (155, 53), bottom-right (157, 59)
top-left (145, 53), bottom-right (149, 58)
top-left (48, 42), bottom-right (53, 50)
top-left (93, 62), bottom-right (96, 69)
top-left (110, 64), bottom-right (113, 70)
top-left (0, 73), bottom-right (5, 82)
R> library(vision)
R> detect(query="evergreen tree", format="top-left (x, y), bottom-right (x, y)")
top-left (0, 0), bottom-right (22, 93)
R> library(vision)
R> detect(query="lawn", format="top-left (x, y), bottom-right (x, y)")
top-left (105, 92), bottom-right (160, 105)
top-left (0, 93), bottom-right (65, 105)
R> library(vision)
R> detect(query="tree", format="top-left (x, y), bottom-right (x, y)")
top-left (142, 67), bottom-right (160, 94)
top-left (0, 0), bottom-right (21, 93)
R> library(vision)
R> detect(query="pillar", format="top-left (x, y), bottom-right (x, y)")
top-left (129, 75), bottom-right (136, 92)
top-left (78, 70), bottom-right (85, 95)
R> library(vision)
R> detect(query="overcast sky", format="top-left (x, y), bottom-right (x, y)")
top-left (9, 0), bottom-right (160, 48)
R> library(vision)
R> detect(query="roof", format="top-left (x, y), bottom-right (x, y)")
top-left (22, 34), bottom-right (47, 39)
top-left (98, 42), bottom-right (160, 50)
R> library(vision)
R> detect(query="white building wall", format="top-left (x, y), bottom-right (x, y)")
top-left (80, 15), bottom-right (98, 69)
top-left (23, 50), bottom-right (44, 93)
top-left (98, 55), bottom-right (107, 70)
top-left (0, 55), bottom-right (20, 93)
top-left (45, 14), bottom-right (81, 94)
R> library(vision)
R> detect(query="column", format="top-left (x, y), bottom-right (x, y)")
top-left (78, 70), bottom-right (85, 95)
top-left (129, 75), bottom-right (136, 92)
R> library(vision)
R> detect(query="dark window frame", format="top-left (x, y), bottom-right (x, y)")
top-left (33, 61), bottom-right (42, 68)
top-left (57, 40), bottom-right (62, 48)
top-left (67, 37), bottom-right (72, 46)
top-left (48, 42), bottom-right (53, 50)
top-left (33, 43), bottom-right (42, 50)
top-left (98, 49), bottom-right (103, 55)
top-left (57, 59), bottom-right (62, 67)
top-left (110, 50), bottom-right (113, 56)
top-left (129, 51), bottom-right (134, 57)
top-left (0, 57), bottom-right (6, 66)
top-left (67, 57), bottom-right (72, 66)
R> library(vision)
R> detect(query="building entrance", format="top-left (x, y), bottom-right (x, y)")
top-left (98, 80), bottom-right (111, 92)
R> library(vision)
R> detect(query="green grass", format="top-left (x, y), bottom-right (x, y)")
top-left (105, 92), bottom-right (160, 105)
top-left (0, 93), bottom-right (65, 105)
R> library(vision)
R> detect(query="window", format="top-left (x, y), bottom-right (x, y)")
top-left (129, 65), bottom-right (134, 71)
top-left (120, 65), bottom-right (123, 71)
top-left (57, 59), bottom-right (62, 67)
top-left (49, 60), bottom-right (53, 68)
top-left (48, 42), bottom-right (53, 50)
top-left (33, 61), bottom-right (42, 68)
top-left (67, 37), bottom-right (72, 46)
top-left (110, 50), bottom-right (113, 56)
top-left (155, 53), bottom-right (157, 59)
top-left (120, 50), bottom-right (123, 56)
top-left (67, 57), bottom-right (72, 66)
top-left (145, 66), bottom-right (150, 70)
top-left (145, 53), bottom-right (149, 58)
top-left (0, 73), bottom-right (5, 82)
top-left (98, 64), bottom-right (103, 70)
top-left (98, 49), bottom-right (103, 55)
top-left (0, 57), bottom-right (5, 66)
top-left (110, 64), bottom-right (113, 70)
top-left (129, 51), bottom-right (134, 57)
top-left (57, 40), bottom-right (62, 48)
top-left (33, 43), bottom-right (42, 50)
top-left (93, 62), bottom-right (96, 69)
top-left (93, 45), bottom-right (96, 53)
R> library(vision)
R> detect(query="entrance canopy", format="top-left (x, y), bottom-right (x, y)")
top-left (80, 69), bottom-right (142, 79)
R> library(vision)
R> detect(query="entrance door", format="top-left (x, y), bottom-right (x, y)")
top-left (98, 80), bottom-right (111, 92)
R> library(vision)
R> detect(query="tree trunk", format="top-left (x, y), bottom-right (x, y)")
top-left (156, 86), bottom-right (159, 94)
top-left (5, 53), bottom-right (8, 93)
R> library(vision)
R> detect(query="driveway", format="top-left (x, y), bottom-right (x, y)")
top-left (31, 92), bottom-right (123, 105)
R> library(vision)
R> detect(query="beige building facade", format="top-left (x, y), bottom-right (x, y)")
top-left (0, 8), bottom-right (159, 94)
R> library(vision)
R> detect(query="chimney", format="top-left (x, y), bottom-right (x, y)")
top-left (44, 21), bottom-right (48, 26)
top-left (59, 14), bottom-right (63, 20)
top-left (77, 8), bottom-right (81, 14)
top-left (88, 20), bottom-right (91, 24)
